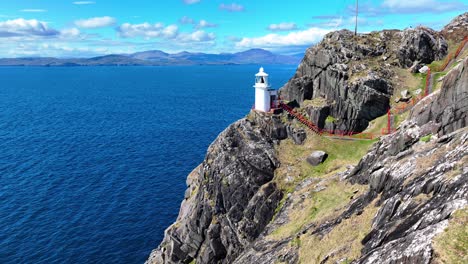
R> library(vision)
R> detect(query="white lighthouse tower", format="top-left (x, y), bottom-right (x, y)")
top-left (253, 67), bottom-right (277, 112)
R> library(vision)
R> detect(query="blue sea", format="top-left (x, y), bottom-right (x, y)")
top-left (0, 65), bottom-right (295, 263)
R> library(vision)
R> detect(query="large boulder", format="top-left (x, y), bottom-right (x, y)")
top-left (306, 151), bottom-right (328, 166)
top-left (398, 27), bottom-right (448, 68)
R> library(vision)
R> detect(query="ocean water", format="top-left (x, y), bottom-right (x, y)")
top-left (0, 65), bottom-right (296, 263)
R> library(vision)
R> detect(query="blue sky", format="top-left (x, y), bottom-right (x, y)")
top-left (0, 0), bottom-right (466, 57)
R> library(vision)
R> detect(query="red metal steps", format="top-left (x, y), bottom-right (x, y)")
top-left (279, 102), bottom-right (322, 135)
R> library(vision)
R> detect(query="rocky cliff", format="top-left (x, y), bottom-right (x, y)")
top-left (147, 116), bottom-right (286, 263)
top-left (279, 27), bottom-right (447, 133)
top-left (147, 14), bottom-right (467, 264)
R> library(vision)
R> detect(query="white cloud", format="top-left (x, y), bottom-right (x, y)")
top-left (117, 22), bottom-right (216, 44)
top-left (179, 17), bottom-right (217, 29)
top-left (0, 18), bottom-right (59, 37)
top-left (20, 9), bottom-right (47, 13)
top-left (178, 30), bottom-right (215, 42)
top-left (74, 16), bottom-right (116, 28)
top-left (73, 1), bottom-right (96, 4)
top-left (183, 0), bottom-right (200, 4)
top-left (179, 16), bottom-right (195, 24)
top-left (322, 18), bottom-right (344, 28)
top-left (267, 22), bottom-right (298, 31)
top-left (352, 0), bottom-right (467, 15)
top-left (309, 16), bottom-right (373, 29)
top-left (383, 0), bottom-right (444, 9)
top-left (219, 3), bottom-right (245, 12)
top-left (195, 20), bottom-right (217, 29)
top-left (60, 28), bottom-right (81, 38)
top-left (235, 27), bottom-right (331, 49)
top-left (117, 22), bottom-right (179, 39)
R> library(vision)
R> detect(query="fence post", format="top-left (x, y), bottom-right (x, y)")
top-left (387, 108), bottom-right (391, 134)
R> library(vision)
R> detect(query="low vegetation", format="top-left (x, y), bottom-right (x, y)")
top-left (432, 209), bottom-right (468, 264)
top-left (270, 179), bottom-right (368, 240)
top-left (325, 115), bottom-right (337, 123)
top-left (274, 134), bottom-right (375, 193)
top-left (269, 130), bottom-right (375, 240)
top-left (432, 72), bottom-right (447, 91)
top-left (302, 97), bottom-right (328, 108)
top-left (298, 199), bottom-right (380, 264)
top-left (420, 134), bottom-right (432, 142)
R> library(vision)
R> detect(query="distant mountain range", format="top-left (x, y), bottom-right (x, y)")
top-left (0, 49), bottom-right (303, 66)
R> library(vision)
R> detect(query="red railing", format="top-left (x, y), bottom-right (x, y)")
top-left (279, 102), bottom-right (322, 135)
top-left (454, 36), bottom-right (467, 59)
top-left (425, 68), bottom-right (431, 96)
top-left (437, 36), bottom-right (467, 72)
top-left (272, 37), bottom-right (466, 139)
top-left (279, 102), bottom-right (376, 139)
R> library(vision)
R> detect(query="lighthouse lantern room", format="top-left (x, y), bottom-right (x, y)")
top-left (253, 67), bottom-right (277, 112)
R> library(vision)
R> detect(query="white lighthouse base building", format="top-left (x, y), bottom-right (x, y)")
top-left (253, 67), bottom-right (277, 112)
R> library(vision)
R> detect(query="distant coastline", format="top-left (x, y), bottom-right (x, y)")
top-left (0, 48), bottom-right (303, 67)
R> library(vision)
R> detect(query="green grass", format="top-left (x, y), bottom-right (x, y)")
top-left (394, 111), bottom-right (410, 128)
top-left (432, 72), bottom-right (447, 91)
top-left (420, 134), bottom-right (432, 143)
top-left (429, 60), bottom-right (445, 72)
top-left (433, 209), bottom-right (468, 264)
top-left (325, 115), bottom-right (337, 123)
top-left (413, 72), bottom-right (427, 91)
top-left (270, 135), bottom-right (375, 240)
top-left (291, 236), bottom-right (301, 247)
top-left (269, 179), bottom-right (368, 240)
top-left (364, 114), bottom-right (388, 135)
top-left (274, 135), bottom-right (376, 194)
top-left (298, 199), bottom-right (380, 264)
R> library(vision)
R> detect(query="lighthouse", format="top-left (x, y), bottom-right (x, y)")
top-left (253, 67), bottom-right (277, 112)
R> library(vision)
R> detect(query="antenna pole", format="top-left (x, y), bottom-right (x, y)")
top-left (355, 0), bottom-right (358, 36)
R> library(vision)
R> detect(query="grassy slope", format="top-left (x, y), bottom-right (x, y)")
top-left (268, 131), bottom-right (375, 241)
top-left (432, 209), bottom-right (468, 264)
top-left (299, 199), bottom-right (380, 264)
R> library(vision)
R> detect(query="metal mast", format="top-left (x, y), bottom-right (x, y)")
top-left (354, 0), bottom-right (358, 36)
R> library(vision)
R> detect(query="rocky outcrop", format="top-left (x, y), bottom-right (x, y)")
top-left (346, 125), bottom-right (467, 264)
top-left (147, 114), bottom-right (284, 264)
top-left (410, 57), bottom-right (468, 135)
top-left (346, 59), bottom-right (468, 264)
top-left (398, 27), bottom-right (448, 68)
top-left (441, 12), bottom-right (468, 43)
top-left (280, 28), bottom-right (447, 133)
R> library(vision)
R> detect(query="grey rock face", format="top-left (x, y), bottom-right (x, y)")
top-left (346, 60), bottom-right (468, 263)
top-left (410, 57), bottom-right (468, 135)
top-left (348, 125), bottom-right (467, 264)
top-left (280, 28), bottom-right (447, 133)
top-left (398, 27), bottom-right (448, 68)
top-left (306, 150), bottom-right (328, 166)
top-left (287, 125), bottom-right (307, 145)
top-left (147, 117), bottom-right (283, 264)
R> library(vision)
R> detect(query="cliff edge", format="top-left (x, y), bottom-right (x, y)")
top-left (147, 13), bottom-right (467, 264)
